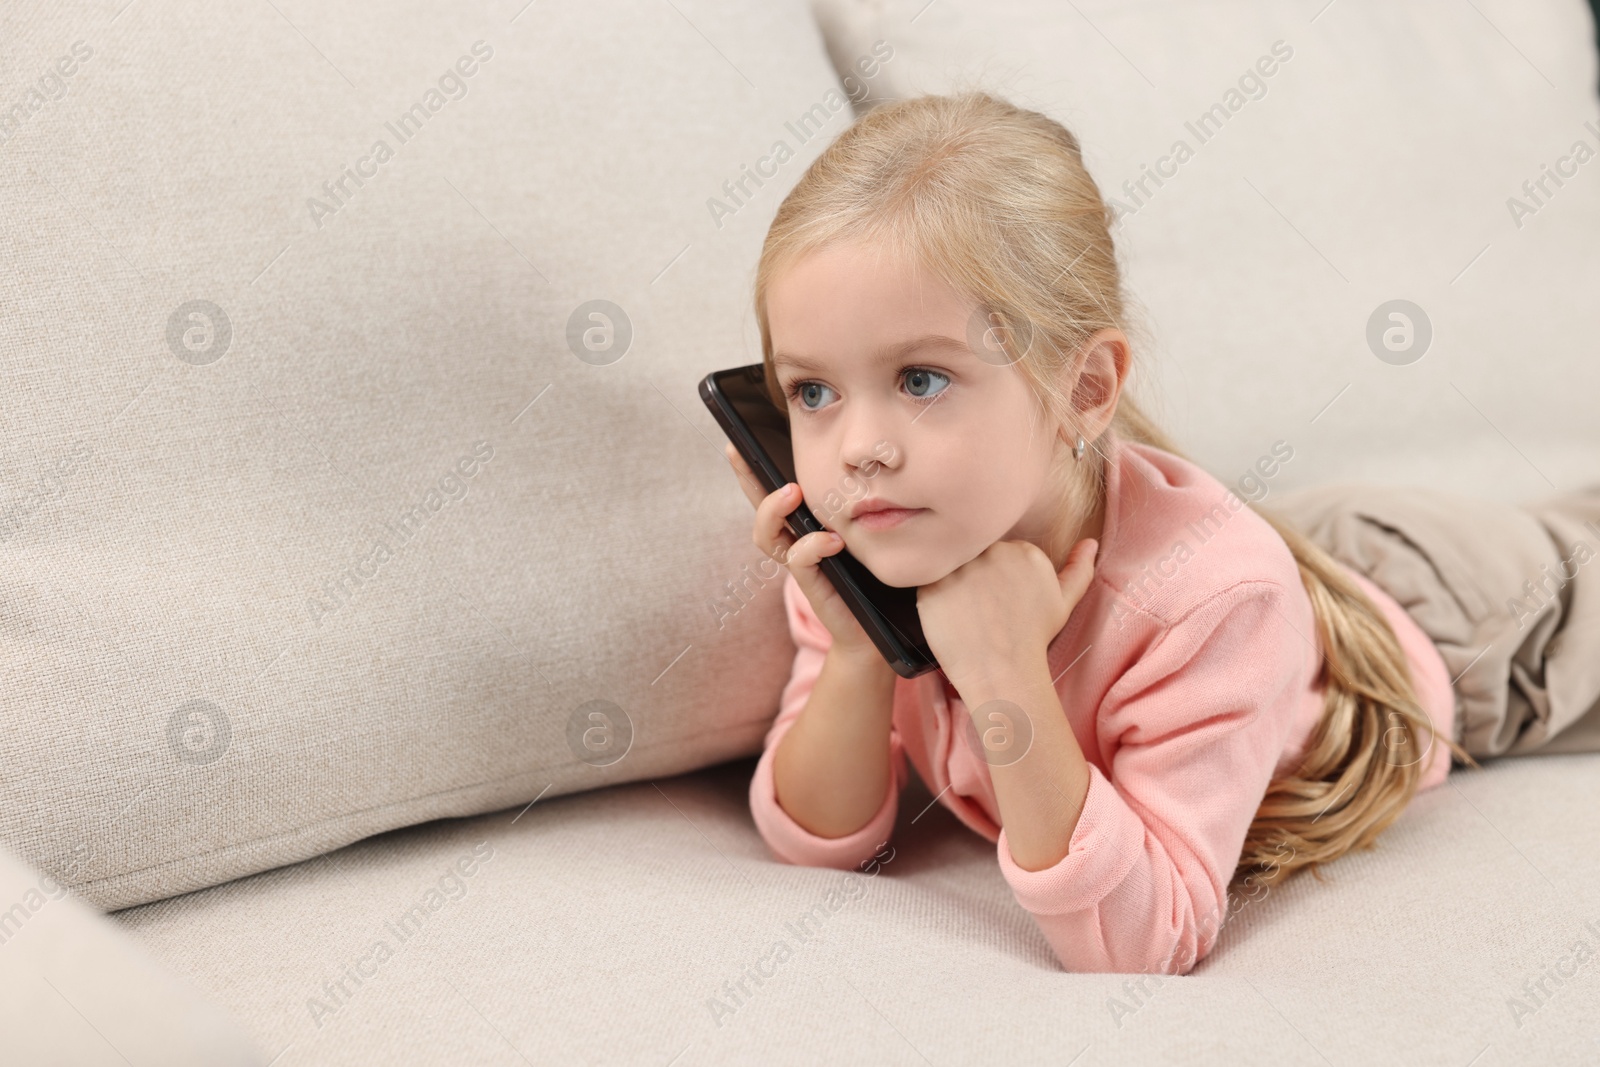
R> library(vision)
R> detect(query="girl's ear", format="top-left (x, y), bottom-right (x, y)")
top-left (1064, 328), bottom-right (1131, 442)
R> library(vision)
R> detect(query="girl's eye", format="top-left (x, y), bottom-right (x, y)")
top-left (903, 368), bottom-right (950, 402)
top-left (784, 368), bottom-right (951, 412)
top-left (787, 380), bottom-right (837, 411)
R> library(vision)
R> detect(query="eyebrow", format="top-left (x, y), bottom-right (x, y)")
top-left (772, 334), bottom-right (971, 374)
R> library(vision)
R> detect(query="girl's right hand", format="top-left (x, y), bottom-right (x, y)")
top-left (724, 442), bottom-right (878, 658)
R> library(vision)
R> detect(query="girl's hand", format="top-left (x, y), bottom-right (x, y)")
top-left (724, 442), bottom-right (877, 658)
top-left (916, 537), bottom-right (1099, 696)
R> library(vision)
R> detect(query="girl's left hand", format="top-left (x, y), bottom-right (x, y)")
top-left (916, 538), bottom-right (1100, 696)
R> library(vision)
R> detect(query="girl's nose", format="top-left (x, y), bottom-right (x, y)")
top-left (842, 433), bottom-right (898, 477)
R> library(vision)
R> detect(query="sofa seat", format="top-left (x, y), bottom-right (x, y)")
top-left (114, 751), bottom-right (1600, 1065)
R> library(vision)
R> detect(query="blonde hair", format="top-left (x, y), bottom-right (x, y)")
top-left (751, 89), bottom-right (1479, 897)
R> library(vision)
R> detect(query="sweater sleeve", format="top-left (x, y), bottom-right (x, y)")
top-left (995, 581), bottom-right (1311, 975)
top-left (748, 572), bottom-right (908, 870)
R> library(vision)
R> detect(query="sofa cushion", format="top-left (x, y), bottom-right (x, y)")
top-left (113, 751), bottom-right (1600, 1063)
top-left (809, 0), bottom-right (1600, 501)
top-left (0, 841), bottom-right (261, 1064)
top-left (0, 0), bottom-right (876, 908)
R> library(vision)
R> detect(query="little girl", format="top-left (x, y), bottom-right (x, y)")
top-left (723, 91), bottom-right (1600, 976)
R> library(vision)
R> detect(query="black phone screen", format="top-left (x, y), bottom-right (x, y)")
top-left (700, 363), bottom-right (939, 678)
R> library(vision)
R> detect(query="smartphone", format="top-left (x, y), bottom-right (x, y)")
top-left (699, 362), bottom-right (939, 679)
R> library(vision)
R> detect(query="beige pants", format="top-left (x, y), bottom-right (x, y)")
top-left (1265, 481), bottom-right (1600, 761)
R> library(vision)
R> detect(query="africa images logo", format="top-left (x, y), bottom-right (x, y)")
top-left (305, 41), bottom-right (494, 230)
top-left (705, 40), bottom-right (894, 231)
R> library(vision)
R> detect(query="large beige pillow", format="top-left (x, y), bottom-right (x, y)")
top-left (0, 0), bottom-right (880, 908)
top-left (810, 0), bottom-right (1600, 502)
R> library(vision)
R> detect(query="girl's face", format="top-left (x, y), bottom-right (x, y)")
top-left (766, 240), bottom-right (1082, 588)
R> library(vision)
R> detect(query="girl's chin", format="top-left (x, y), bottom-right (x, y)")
top-left (852, 548), bottom-right (950, 590)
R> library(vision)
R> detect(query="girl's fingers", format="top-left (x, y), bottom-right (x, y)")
top-left (752, 479), bottom-right (796, 547)
top-left (1056, 538), bottom-right (1099, 603)
top-left (725, 446), bottom-right (846, 582)
top-left (753, 479), bottom-right (803, 561)
top-left (785, 529), bottom-right (845, 572)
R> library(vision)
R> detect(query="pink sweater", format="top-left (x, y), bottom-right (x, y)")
top-left (748, 430), bottom-right (1455, 975)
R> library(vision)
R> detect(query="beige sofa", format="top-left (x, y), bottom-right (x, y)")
top-left (3, 0), bottom-right (1598, 1062)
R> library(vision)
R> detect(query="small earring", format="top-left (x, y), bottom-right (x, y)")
top-left (1073, 434), bottom-right (1086, 462)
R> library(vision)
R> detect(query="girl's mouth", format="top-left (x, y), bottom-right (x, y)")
top-left (853, 507), bottom-right (926, 531)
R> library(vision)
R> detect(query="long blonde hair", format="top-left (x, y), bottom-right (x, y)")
top-left (751, 89), bottom-right (1479, 896)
